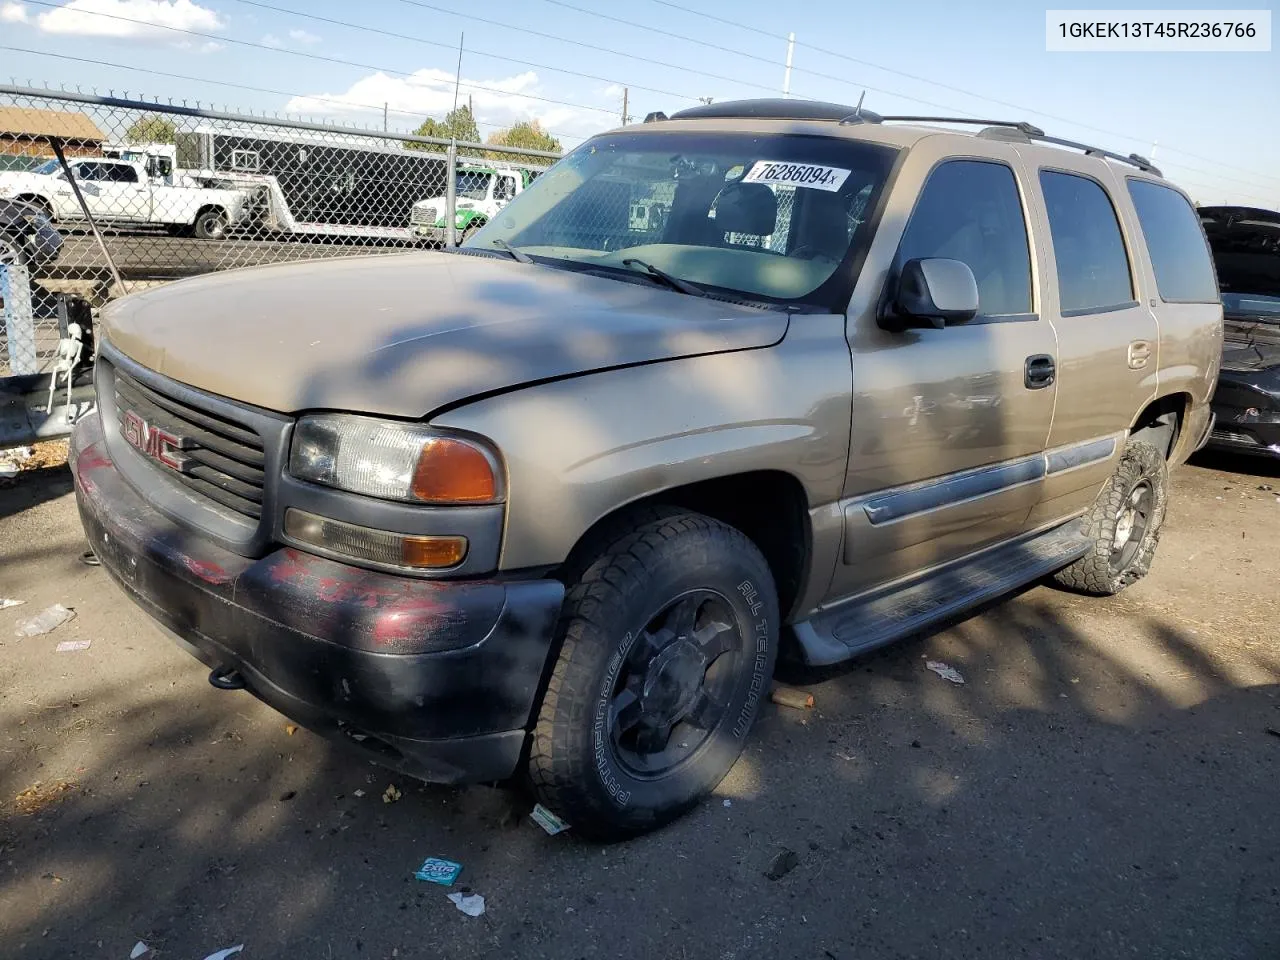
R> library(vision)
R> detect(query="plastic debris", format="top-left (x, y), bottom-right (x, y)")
top-left (765, 848), bottom-right (800, 880)
top-left (722, 798), bottom-right (732, 808)
top-left (770, 684), bottom-right (815, 710)
top-left (55, 639), bottom-right (92, 653)
top-left (0, 464), bottom-right (17, 479)
top-left (0, 598), bottom-right (24, 609)
top-left (925, 660), bottom-right (965, 684)
top-left (201, 947), bottom-right (244, 960)
top-left (129, 942), bottom-right (152, 959)
top-left (415, 857), bottom-right (463, 885)
top-left (382, 784), bottom-right (402, 803)
top-left (353, 789), bottom-right (366, 798)
top-left (447, 891), bottom-right (486, 917)
top-left (530, 803), bottom-right (570, 835)
top-left (15, 604), bottom-right (76, 637)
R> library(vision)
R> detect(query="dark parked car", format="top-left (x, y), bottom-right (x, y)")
top-left (1199, 206), bottom-right (1280, 458)
top-left (0, 196), bottom-right (62, 276)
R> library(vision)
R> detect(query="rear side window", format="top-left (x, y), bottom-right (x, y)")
top-left (107, 164), bottom-right (138, 183)
top-left (1127, 180), bottom-right (1218, 303)
top-left (1039, 171), bottom-right (1134, 314)
top-left (897, 160), bottom-right (1032, 316)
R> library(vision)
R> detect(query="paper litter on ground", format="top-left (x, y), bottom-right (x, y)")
top-left (925, 660), bottom-right (965, 684)
top-left (447, 891), bottom-right (486, 917)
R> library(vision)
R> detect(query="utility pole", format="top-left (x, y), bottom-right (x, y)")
top-left (621, 87), bottom-right (629, 125)
top-left (383, 101), bottom-right (388, 132)
top-left (783, 32), bottom-right (795, 98)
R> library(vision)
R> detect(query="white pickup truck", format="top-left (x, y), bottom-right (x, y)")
top-left (0, 157), bottom-right (250, 240)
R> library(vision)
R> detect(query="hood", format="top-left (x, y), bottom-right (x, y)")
top-left (102, 251), bottom-right (790, 418)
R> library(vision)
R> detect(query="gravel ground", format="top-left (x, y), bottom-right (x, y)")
top-left (1, 451), bottom-right (1277, 960)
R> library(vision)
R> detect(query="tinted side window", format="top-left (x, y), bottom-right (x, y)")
top-left (1127, 180), bottom-right (1218, 303)
top-left (1039, 171), bottom-right (1133, 314)
top-left (897, 160), bottom-right (1032, 316)
top-left (75, 163), bottom-right (104, 181)
top-left (107, 164), bottom-right (138, 183)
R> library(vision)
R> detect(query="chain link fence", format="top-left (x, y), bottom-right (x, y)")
top-left (0, 85), bottom-right (559, 382)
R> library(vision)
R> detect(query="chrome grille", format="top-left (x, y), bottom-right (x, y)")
top-left (112, 367), bottom-right (266, 520)
top-left (411, 205), bottom-right (439, 226)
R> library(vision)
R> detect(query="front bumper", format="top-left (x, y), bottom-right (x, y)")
top-left (71, 411), bottom-right (565, 783)
top-left (412, 225), bottom-right (448, 242)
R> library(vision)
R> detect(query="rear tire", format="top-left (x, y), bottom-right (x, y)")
top-left (529, 510), bottom-right (778, 840)
top-left (1053, 438), bottom-right (1168, 596)
top-left (192, 208), bottom-right (228, 241)
top-left (459, 220), bottom-right (484, 245)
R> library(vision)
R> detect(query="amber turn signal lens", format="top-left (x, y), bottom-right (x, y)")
top-left (411, 438), bottom-right (498, 504)
top-left (400, 535), bottom-right (468, 568)
top-left (284, 508), bottom-right (468, 570)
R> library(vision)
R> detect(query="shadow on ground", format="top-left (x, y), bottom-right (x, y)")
top-left (2, 586), bottom-right (1277, 960)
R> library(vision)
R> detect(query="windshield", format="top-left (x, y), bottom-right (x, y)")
top-left (464, 131), bottom-right (898, 308)
top-left (32, 159), bottom-right (61, 175)
top-left (456, 171), bottom-right (492, 201)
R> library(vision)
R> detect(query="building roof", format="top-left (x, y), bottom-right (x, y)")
top-left (0, 106), bottom-right (107, 142)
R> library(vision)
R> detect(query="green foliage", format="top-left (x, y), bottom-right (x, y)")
top-left (124, 116), bottom-right (177, 145)
top-left (408, 105), bottom-right (480, 150)
top-left (485, 121), bottom-right (562, 157)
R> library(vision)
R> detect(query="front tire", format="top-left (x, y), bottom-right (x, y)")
top-left (1053, 438), bottom-right (1169, 595)
top-left (529, 510), bottom-right (778, 840)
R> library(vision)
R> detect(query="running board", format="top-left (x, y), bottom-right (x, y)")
top-left (791, 521), bottom-right (1090, 666)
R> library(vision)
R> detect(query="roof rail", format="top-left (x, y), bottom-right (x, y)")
top-left (878, 115), bottom-right (1163, 177)
top-left (879, 116), bottom-right (1046, 138)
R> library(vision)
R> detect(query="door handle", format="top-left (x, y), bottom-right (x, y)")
top-left (1127, 340), bottom-right (1151, 369)
top-left (1024, 354), bottom-right (1055, 390)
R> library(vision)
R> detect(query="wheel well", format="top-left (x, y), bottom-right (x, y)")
top-left (14, 194), bottom-right (51, 214)
top-left (1131, 394), bottom-right (1191, 459)
top-left (562, 471), bottom-right (812, 620)
top-left (195, 204), bottom-right (226, 221)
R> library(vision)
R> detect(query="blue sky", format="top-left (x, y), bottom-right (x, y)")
top-left (1, 0), bottom-right (1276, 205)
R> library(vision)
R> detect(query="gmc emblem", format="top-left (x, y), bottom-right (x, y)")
top-left (122, 410), bottom-right (193, 472)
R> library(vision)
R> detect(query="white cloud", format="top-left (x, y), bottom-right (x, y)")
top-left (37, 0), bottom-right (222, 39)
top-left (285, 69), bottom-right (611, 141)
top-left (1, 2), bottom-right (29, 22)
top-left (288, 27), bottom-right (319, 44)
top-left (260, 32), bottom-right (282, 47)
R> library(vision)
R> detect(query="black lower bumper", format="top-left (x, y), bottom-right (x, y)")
top-left (71, 412), bottom-right (564, 783)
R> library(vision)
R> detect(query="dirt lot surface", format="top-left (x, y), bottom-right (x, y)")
top-left (1, 452), bottom-right (1277, 960)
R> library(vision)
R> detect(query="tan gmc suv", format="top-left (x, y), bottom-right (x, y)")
top-left (71, 99), bottom-right (1222, 839)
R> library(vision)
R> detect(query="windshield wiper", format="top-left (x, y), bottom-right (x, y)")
top-left (490, 238), bottom-right (534, 264)
top-left (621, 258), bottom-right (706, 297)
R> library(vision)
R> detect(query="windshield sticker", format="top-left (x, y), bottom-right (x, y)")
top-left (742, 161), bottom-right (851, 192)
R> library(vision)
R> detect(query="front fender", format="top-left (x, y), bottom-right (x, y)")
top-left (431, 313), bottom-right (853, 571)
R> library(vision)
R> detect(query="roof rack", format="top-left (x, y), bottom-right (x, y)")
top-left (877, 115), bottom-right (1162, 176)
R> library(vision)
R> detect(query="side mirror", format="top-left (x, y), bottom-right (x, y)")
top-left (880, 257), bottom-right (979, 331)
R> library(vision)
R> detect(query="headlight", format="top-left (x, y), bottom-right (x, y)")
top-left (289, 414), bottom-right (501, 504)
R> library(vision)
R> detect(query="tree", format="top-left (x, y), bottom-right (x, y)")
top-left (407, 105), bottom-right (480, 149)
top-left (486, 120), bottom-right (561, 157)
top-left (124, 116), bottom-right (177, 145)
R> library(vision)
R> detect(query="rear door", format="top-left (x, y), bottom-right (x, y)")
top-left (1025, 160), bottom-right (1160, 528)
top-left (830, 142), bottom-right (1058, 600)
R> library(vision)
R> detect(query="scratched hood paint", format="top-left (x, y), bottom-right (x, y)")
top-left (102, 251), bottom-right (789, 418)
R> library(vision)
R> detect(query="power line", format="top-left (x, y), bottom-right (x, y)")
top-left (389, 0), bottom-right (827, 104)
top-left (0, 46), bottom-right (589, 143)
top-left (19, 0), bottom-right (620, 117)
top-left (226, 0), bottom-right (697, 104)
top-left (532, 0), bottom-right (973, 114)
top-left (640, 0), bottom-right (1280, 191)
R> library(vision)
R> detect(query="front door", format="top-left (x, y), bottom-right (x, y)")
top-left (98, 162), bottom-right (149, 221)
top-left (1023, 161), bottom-right (1160, 529)
top-left (829, 150), bottom-right (1057, 601)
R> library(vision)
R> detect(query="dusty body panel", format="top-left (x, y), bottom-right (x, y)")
top-left (100, 252), bottom-right (789, 418)
top-left (433, 312), bottom-right (853, 586)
